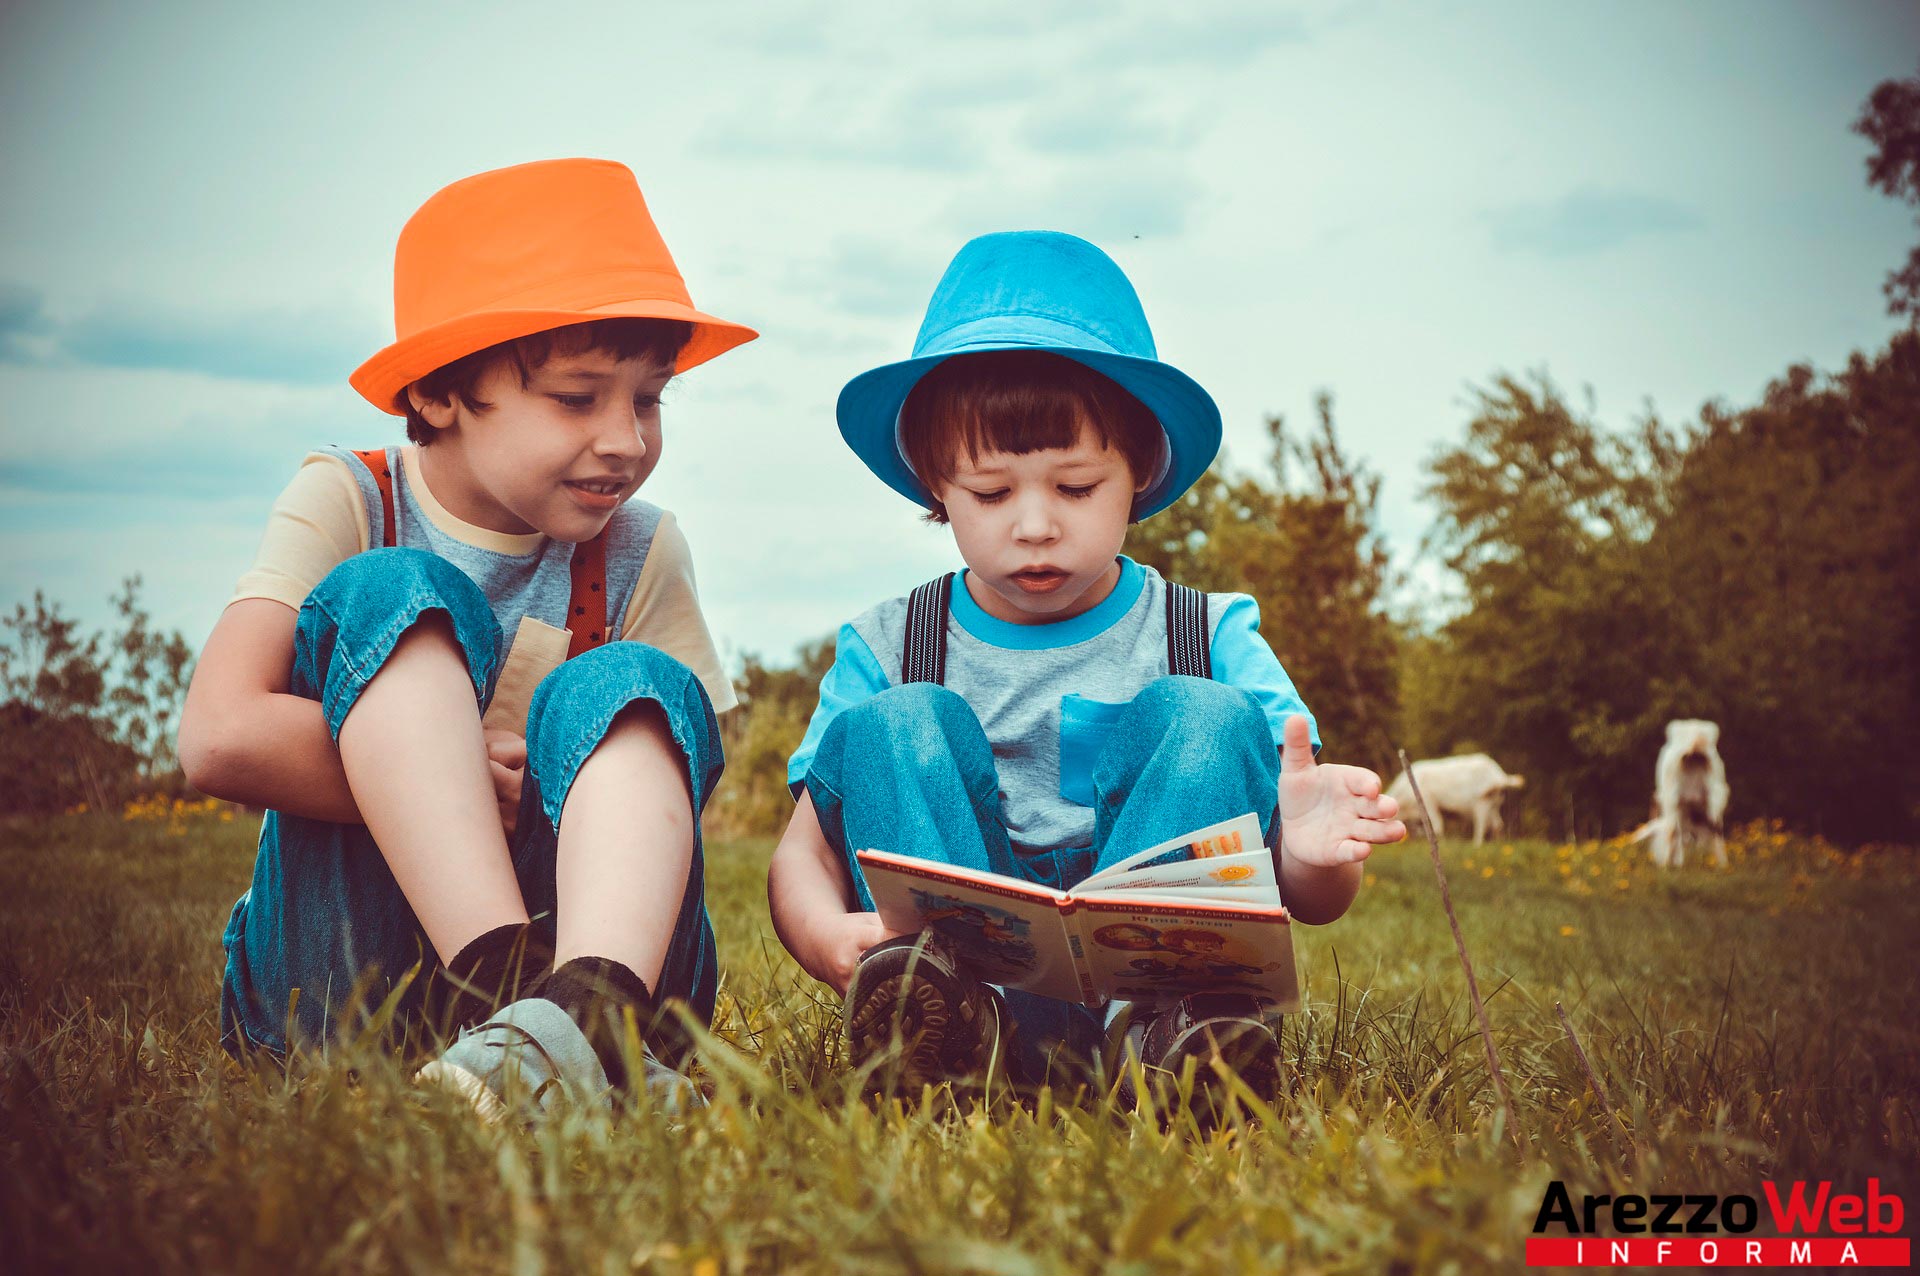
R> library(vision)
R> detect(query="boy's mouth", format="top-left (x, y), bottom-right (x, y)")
top-left (1011, 568), bottom-right (1069, 595)
top-left (564, 477), bottom-right (626, 512)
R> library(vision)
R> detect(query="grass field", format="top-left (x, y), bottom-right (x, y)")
top-left (4, 805), bottom-right (1916, 1273)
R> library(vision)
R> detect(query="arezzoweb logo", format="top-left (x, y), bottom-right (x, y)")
top-left (1525, 1178), bottom-right (1911, 1267)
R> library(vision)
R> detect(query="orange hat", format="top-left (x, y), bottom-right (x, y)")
top-left (350, 158), bottom-right (757, 413)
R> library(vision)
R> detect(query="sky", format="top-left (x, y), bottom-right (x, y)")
top-left (1, 0), bottom-right (1915, 677)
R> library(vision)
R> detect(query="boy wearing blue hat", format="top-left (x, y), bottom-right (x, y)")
top-left (767, 231), bottom-right (1406, 1105)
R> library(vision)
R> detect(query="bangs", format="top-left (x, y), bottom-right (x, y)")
top-left (503, 317), bottom-right (693, 379)
top-left (899, 351), bottom-right (1164, 520)
top-left (395, 317), bottom-right (693, 445)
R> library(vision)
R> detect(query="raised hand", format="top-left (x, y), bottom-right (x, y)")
top-left (1277, 714), bottom-right (1407, 867)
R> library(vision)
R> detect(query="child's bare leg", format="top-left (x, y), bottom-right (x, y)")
top-left (337, 615), bottom-right (529, 963)
top-left (553, 701), bottom-right (694, 986)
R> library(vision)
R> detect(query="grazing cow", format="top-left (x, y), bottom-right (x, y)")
top-left (1386, 754), bottom-right (1526, 846)
top-left (1632, 719), bottom-right (1729, 868)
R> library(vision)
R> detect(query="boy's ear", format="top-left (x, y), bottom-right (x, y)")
top-left (406, 384), bottom-right (459, 432)
top-left (1133, 440), bottom-right (1163, 494)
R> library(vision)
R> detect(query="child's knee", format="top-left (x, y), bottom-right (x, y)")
top-left (536, 639), bottom-right (697, 705)
top-left (1127, 675), bottom-right (1266, 739)
top-left (525, 643), bottom-right (721, 817)
top-left (849, 681), bottom-right (973, 735)
top-left (599, 699), bottom-right (676, 759)
top-left (831, 682), bottom-right (988, 769)
top-left (311, 546), bottom-right (485, 617)
top-left (301, 549), bottom-right (500, 675)
top-left (527, 643), bottom-right (710, 747)
top-left (294, 549), bottom-right (503, 723)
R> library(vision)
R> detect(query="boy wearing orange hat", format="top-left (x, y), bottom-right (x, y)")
top-left (178, 159), bottom-right (755, 1117)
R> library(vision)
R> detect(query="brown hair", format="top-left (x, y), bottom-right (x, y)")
top-left (898, 350), bottom-right (1165, 524)
top-left (395, 317), bottom-right (693, 445)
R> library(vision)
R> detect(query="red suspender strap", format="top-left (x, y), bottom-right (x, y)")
top-left (350, 448), bottom-right (397, 549)
top-left (566, 532), bottom-right (610, 659)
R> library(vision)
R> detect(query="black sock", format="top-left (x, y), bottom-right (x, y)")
top-left (426, 923), bottom-right (555, 1035)
top-left (540, 956), bottom-right (679, 1089)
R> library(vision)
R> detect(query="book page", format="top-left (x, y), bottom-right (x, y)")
top-left (1082, 846), bottom-right (1278, 898)
top-left (1081, 812), bottom-right (1266, 885)
top-left (856, 851), bottom-right (1089, 1002)
top-left (1072, 893), bottom-right (1300, 1010)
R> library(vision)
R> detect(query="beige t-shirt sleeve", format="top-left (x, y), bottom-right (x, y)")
top-left (230, 454), bottom-right (369, 610)
top-left (620, 512), bottom-right (738, 714)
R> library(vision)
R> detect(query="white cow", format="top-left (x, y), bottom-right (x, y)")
top-left (1386, 754), bottom-right (1526, 846)
top-left (1632, 719), bottom-right (1729, 868)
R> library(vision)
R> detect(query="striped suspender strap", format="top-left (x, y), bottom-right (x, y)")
top-left (351, 448), bottom-right (398, 548)
top-left (348, 446), bottom-right (610, 660)
top-left (1164, 581), bottom-right (1212, 678)
top-left (900, 573), bottom-right (955, 684)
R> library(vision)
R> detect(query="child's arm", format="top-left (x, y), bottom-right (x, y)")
top-left (177, 599), bottom-right (366, 824)
top-left (767, 792), bottom-right (899, 994)
top-left (1275, 714), bottom-right (1406, 924)
top-left (1278, 836), bottom-right (1365, 926)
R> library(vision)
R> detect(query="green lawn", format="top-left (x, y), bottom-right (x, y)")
top-left (3, 807), bottom-right (1916, 1273)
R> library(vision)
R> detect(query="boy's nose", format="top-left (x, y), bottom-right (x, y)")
top-left (1012, 497), bottom-right (1058, 543)
top-left (593, 409), bottom-right (648, 461)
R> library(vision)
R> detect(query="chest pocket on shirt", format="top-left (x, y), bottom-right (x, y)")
top-left (1057, 693), bottom-right (1131, 807)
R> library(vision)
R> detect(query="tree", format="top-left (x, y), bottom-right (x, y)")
top-left (0, 578), bottom-right (194, 814)
top-left (1413, 372), bottom-right (1675, 838)
top-left (1412, 342), bottom-right (1920, 845)
top-left (1644, 332), bottom-right (1920, 842)
top-left (1855, 62), bottom-right (1920, 320)
top-left (102, 578), bottom-right (195, 778)
top-left (0, 593), bottom-right (117, 813)
top-left (706, 636), bottom-right (837, 837)
top-left (1128, 394), bottom-right (1401, 774)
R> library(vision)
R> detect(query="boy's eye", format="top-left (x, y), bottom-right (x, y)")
top-left (1059, 483), bottom-right (1098, 499)
top-left (634, 393), bottom-right (663, 412)
top-left (551, 393), bottom-right (595, 410)
top-left (969, 488), bottom-right (1009, 504)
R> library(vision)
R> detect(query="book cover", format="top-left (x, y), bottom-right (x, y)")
top-left (856, 813), bottom-right (1299, 1007)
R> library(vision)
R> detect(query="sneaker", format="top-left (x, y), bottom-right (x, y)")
top-left (1109, 993), bottom-right (1285, 1122)
top-left (416, 996), bottom-right (701, 1122)
top-left (844, 932), bottom-right (1009, 1092)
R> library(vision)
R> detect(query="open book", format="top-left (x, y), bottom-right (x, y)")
top-left (856, 813), bottom-right (1299, 1010)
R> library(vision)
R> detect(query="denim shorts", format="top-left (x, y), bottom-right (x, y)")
top-left (219, 547), bottom-right (722, 1059)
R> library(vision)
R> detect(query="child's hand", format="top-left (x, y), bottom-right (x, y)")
top-left (1277, 714), bottom-right (1406, 867)
top-left (808, 911), bottom-right (900, 996)
top-left (483, 728), bottom-right (527, 837)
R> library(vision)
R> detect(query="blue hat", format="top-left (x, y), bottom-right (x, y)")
top-left (836, 231), bottom-right (1222, 520)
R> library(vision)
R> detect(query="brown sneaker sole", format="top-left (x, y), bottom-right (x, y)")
top-left (844, 933), bottom-right (1003, 1090)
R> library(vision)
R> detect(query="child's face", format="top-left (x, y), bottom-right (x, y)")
top-left (936, 421), bottom-right (1147, 624)
top-left (409, 347), bottom-right (672, 541)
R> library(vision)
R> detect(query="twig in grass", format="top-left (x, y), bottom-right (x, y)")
top-left (1552, 999), bottom-right (1616, 1126)
top-left (1400, 748), bottom-right (1527, 1156)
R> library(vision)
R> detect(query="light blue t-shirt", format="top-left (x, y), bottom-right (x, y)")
top-left (788, 556), bottom-right (1318, 856)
